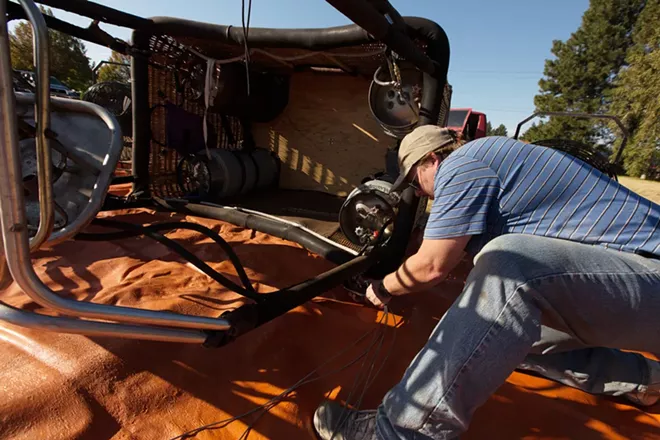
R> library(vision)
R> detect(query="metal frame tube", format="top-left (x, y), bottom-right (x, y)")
top-left (325, 0), bottom-right (441, 78)
top-left (130, 31), bottom-right (152, 196)
top-left (0, 302), bottom-right (206, 343)
top-left (18, 0), bottom-right (54, 251)
top-left (0, 1), bottom-right (228, 332)
top-left (15, 92), bottom-right (125, 246)
top-left (513, 111), bottom-right (629, 165)
top-left (0, 128), bottom-right (230, 328)
top-left (6, 2), bottom-right (130, 54)
top-left (34, 0), bottom-right (154, 30)
top-left (155, 199), bottom-right (357, 265)
top-left (205, 253), bottom-right (377, 347)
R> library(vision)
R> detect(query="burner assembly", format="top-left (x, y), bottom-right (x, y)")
top-left (339, 177), bottom-right (399, 246)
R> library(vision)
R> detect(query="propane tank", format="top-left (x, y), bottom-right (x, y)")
top-left (177, 148), bottom-right (280, 200)
top-left (250, 148), bottom-right (279, 189)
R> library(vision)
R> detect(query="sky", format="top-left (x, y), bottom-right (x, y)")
top-left (12, 0), bottom-right (590, 134)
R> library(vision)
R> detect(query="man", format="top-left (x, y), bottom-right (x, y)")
top-left (313, 125), bottom-right (660, 439)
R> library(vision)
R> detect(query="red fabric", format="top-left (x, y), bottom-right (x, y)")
top-left (0, 206), bottom-right (657, 439)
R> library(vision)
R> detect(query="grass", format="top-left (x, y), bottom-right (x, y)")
top-left (617, 176), bottom-right (660, 204)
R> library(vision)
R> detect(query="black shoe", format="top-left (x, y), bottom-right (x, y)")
top-left (313, 401), bottom-right (378, 440)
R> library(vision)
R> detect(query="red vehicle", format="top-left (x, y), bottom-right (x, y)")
top-left (446, 108), bottom-right (488, 141)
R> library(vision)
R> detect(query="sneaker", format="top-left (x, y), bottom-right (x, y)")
top-left (625, 358), bottom-right (660, 407)
top-left (313, 400), bottom-right (378, 440)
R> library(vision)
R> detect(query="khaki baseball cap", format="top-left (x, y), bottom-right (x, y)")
top-left (391, 125), bottom-right (457, 192)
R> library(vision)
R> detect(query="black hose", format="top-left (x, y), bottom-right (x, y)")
top-left (90, 219), bottom-right (253, 293)
top-left (154, 198), bottom-right (357, 266)
top-left (76, 219), bottom-right (261, 302)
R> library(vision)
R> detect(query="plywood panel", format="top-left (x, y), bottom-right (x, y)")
top-left (252, 72), bottom-right (396, 197)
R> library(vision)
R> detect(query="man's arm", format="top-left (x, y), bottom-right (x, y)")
top-left (366, 235), bottom-right (471, 306)
top-left (366, 154), bottom-right (501, 306)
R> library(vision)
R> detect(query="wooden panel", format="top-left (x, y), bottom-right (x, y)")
top-left (252, 71), bottom-right (396, 197)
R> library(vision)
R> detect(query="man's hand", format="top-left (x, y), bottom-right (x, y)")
top-left (365, 280), bottom-right (391, 308)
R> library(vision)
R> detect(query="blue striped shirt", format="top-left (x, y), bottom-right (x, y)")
top-left (424, 136), bottom-right (660, 258)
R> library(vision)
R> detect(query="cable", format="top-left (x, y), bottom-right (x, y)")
top-left (186, 45), bottom-right (386, 66)
top-left (330, 312), bottom-right (387, 438)
top-left (81, 219), bottom-right (254, 293)
top-left (240, 309), bottom-right (391, 440)
top-left (238, 307), bottom-right (396, 440)
top-left (241, 0), bottom-right (253, 96)
top-left (76, 219), bottom-right (260, 302)
top-left (237, 327), bottom-right (385, 440)
top-left (170, 309), bottom-right (394, 440)
top-left (330, 309), bottom-right (392, 437)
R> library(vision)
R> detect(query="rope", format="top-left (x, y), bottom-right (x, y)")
top-left (241, 0), bottom-right (252, 96)
top-left (186, 46), bottom-right (387, 66)
top-left (328, 308), bottom-right (398, 439)
top-left (171, 306), bottom-right (398, 439)
top-left (203, 59), bottom-right (214, 160)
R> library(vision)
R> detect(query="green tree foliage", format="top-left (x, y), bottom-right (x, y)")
top-left (611, 0), bottom-right (660, 178)
top-left (485, 121), bottom-right (493, 136)
top-left (488, 123), bottom-right (508, 137)
top-left (97, 51), bottom-right (131, 83)
top-left (522, 0), bottom-right (645, 146)
top-left (9, 7), bottom-right (93, 92)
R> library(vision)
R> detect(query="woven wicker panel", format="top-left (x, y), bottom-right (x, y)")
top-left (114, 136), bottom-right (133, 176)
top-left (147, 35), bottom-right (246, 197)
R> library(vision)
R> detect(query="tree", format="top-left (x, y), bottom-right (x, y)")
top-left (9, 7), bottom-right (93, 92)
top-left (485, 121), bottom-right (493, 136)
top-left (97, 51), bottom-right (131, 83)
top-left (522, 0), bottom-right (645, 146)
top-left (487, 123), bottom-right (508, 137)
top-left (611, 0), bottom-right (660, 178)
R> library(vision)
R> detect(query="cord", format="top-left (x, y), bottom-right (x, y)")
top-left (81, 219), bottom-right (254, 293)
top-left (171, 308), bottom-right (395, 440)
top-left (241, 0), bottom-right (253, 96)
top-left (239, 309), bottom-right (394, 440)
top-left (76, 219), bottom-right (260, 302)
top-left (186, 45), bottom-right (386, 65)
top-left (238, 309), bottom-right (391, 440)
top-left (328, 308), bottom-right (394, 439)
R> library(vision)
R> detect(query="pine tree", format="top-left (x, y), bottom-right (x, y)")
top-left (9, 7), bottom-right (93, 92)
top-left (491, 124), bottom-right (508, 137)
top-left (522, 0), bottom-right (645, 147)
top-left (485, 121), bottom-right (493, 136)
top-left (486, 121), bottom-right (508, 137)
top-left (611, 0), bottom-right (660, 178)
top-left (97, 51), bottom-right (131, 83)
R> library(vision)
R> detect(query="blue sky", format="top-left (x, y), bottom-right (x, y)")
top-left (15, 0), bottom-right (590, 134)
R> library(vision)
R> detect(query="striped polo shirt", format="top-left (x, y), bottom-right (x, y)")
top-left (424, 136), bottom-right (660, 258)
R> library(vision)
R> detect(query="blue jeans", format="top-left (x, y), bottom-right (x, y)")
top-left (375, 234), bottom-right (660, 440)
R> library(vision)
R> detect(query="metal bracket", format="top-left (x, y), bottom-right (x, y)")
top-left (513, 111), bottom-right (629, 165)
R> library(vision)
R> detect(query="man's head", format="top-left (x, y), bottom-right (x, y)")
top-left (391, 125), bottom-right (463, 198)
